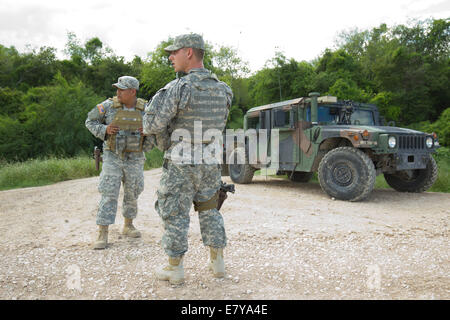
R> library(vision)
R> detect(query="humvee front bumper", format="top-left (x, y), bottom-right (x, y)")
top-left (393, 151), bottom-right (431, 171)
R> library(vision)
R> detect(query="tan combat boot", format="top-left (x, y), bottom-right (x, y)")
top-left (156, 256), bottom-right (185, 285)
top-left (122, 218), bottom-right (141, 238)
top-left (209, 247), bottom-right (225, 278)
top-left (93, 225), bottom-right (109, 250)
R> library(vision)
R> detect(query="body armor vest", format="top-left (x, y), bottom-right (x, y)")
top-left (171, 75), bottom-right (228, 144)
top-left (106, 97), bottom-right (146, 155)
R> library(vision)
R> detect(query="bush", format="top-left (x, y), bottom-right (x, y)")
top-left (0, 115), bottom-right (31, 160)
top-left (20, 74), bottom-right (104, 159)
top-left (408, 108), bottom-right (450, 147)
top-left (0, 156), bottom-right (98, 190)
top-left (0, 87), bottom-right (25, 116)
top-left (431, 147), bottom-right (450, 193)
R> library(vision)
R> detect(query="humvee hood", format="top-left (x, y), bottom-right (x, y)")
top-left (322, 125), bottom-right (428, 135)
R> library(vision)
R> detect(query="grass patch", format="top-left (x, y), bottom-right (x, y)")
top-left (1, 147), bottom-right (447, 193)
top-left (0, 156), bottom-right (98, 191)
top-left (430, 147), bottom-right (450, 193)
top-left (0, 148), bottom-right (166, 191)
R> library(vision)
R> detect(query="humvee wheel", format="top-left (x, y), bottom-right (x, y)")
top-left (384, 154), bottom-right (438, 193)
top-left (289, 172), bottom-right (314, 183)
top-left (318, 147), bottom-right (376, 201)
top-left (228, 148), bottom-right (255, 184)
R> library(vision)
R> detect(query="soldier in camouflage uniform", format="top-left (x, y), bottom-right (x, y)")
top-left (86, 76), bottom-right (154, 250)
top-left (143, 34), bottom-right (233, 284)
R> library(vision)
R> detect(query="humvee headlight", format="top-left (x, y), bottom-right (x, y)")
top-left (362, 130), bottom-right (370, 139)
top-left (388, 136), bottom-right (396, 148)
top-left (426, 137), bottom-right (434, 148)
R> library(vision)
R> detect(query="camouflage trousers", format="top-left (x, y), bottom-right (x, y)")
top-left (96, 150), bottom-right (145, 225)
top-left (155, 160), bottom-right (227, 257)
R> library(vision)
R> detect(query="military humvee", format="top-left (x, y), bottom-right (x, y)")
top-left (222, 92), bottom-right (439, 201)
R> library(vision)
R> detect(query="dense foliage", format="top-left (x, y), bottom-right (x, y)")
top-left (0, 18), bottom-right (448, 162)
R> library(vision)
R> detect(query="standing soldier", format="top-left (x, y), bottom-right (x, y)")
top-left (86, 76), bottom-right (153, 250)
top-left (143, 34), bottom-right (233, 284)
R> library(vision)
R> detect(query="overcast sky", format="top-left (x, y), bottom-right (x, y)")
top-left (0, 0), bottom-right (448, 72)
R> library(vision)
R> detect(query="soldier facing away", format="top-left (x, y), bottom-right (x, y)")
top-left (143, 34), bottom-right (233, 284)
top-left (86, 76), bottom-right (153, 249)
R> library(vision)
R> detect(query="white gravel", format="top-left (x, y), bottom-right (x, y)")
top-left (0, 168), bottom-right (449, 300)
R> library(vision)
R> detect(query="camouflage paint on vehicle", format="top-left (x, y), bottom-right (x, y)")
top-left (238, 95), bottom-right (438, 172)
top-left (225, 92), bottom-right (439, 201)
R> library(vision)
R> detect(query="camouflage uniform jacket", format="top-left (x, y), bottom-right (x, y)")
top-left (143, 68), bottom-right (233, 162)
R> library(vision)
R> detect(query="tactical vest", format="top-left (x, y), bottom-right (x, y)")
top-left (106, 97), bottom-right (147, 155)
top-left (171, 75), bottom-right (228, 144)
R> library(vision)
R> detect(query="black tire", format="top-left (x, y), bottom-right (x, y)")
top-left (228, 148), bottom-right (255, 184)
top-left (384, 154), bottom-right (438, 193)
top-left (318, 147), bottom-right (376, 201)
top-left (289, 171), bottom-right (314, 183)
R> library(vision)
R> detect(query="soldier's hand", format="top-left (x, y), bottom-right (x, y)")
top-left (138, 127), bottom-right (145, 136)
top-left (106, 124), bottom-right (119, 135)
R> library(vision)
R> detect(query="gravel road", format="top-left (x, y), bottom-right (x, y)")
top-left (0, 168), bottom-right (448, 300)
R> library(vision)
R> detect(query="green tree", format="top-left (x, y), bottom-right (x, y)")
top-left (291, 61), bottom-right (316, 97)
top-left (0, 115), bottom-right (31, 160)
top-left (86, 55), bottom-right (133, 98)
top-left (248, 52), bottom-right (317, 108)
top-left (84, 37), bottom-right (104, 65)
top-left (211, 45), bottom-right (250, 86)
top-left (0, 44), bottom-right (58, 91)
top-left (0, 87), bottom-right (25, 117)
top-left (430, 108), bottom-right (450, 146)
top-left (408, 108), bottom-right (450, 147)
top-left (139, 39), bottom-right (176, 99)
top-left (62, 32), bottom-right (133, 98)
top-left (329, 19), bottom-right (449, 125)
top-left (370, 91), bottom-right (402, 123)
top-left (20, 73), bottom-right (102, 158)
top-left (328, 78), bottom-right (369, 102)
top-left (0, 45), bottom-right (18, 87)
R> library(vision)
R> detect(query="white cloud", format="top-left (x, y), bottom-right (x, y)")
top-left (0, 0), bottom-right (448, 71)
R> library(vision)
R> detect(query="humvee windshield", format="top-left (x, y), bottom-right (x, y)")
top-left (245, 104), bottom-right (376, 130)
top-left (306, 105), bottom-right (375, 125)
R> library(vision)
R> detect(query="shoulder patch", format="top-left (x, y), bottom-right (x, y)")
top-left (97, 104), bottom-right (106, 114)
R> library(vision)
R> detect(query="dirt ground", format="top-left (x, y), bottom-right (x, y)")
top-left (0, 168), bottom-right (449, 300)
